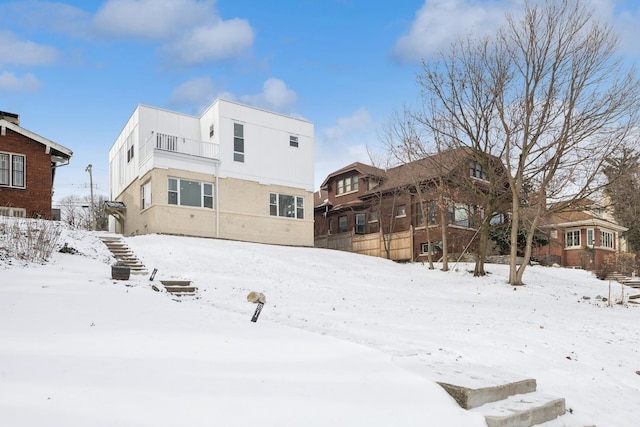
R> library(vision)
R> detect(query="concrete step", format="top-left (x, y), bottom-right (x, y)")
top-left (438, 378), bottom-right (537, 409)
top-left (471, 391), bottom-right (565, 427)
top-left (152, 280), bottom-right (197, 296)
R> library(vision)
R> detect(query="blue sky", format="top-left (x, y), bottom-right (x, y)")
top-left (1, 0), bottom-right (639, 202)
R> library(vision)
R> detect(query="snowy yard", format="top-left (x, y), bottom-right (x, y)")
top-left (1, 227), bottom-right (639, 426)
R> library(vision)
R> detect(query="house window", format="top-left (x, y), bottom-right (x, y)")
top-left (586, 229), bottom-right (595, 247)
top-left (421, 242), bottom-right (441, 254)
top-left (417, 202), bottom-right (437, 225)
top-left (336, 174), bottom-right (358, 195)
top-left (234, 123), bottom-right (244, 162)
top-left (355, 213), bottom-right (366, 234)
top-left (0, 152), bottom-right (25, 188)
top-left (0, 207), bottom-right (26, 217)
top-left (600, 230), bottom-right (614, 249)
top-left (126, 133), bottom-right (134, 163)
top-left (209, 124), bottom-right (215, 138)
top-left (396, 205), bottom-right (406, 217)
top-left (167, 178), bottom-right (213, 209)
top-left (328, 218), bottom-right (333, 235)
top-left (338, 215), bottom-right (348, 233)
top-left (141, 181), bottom-right (151, 210)
top-left (566, 230), bottom-right (581, 248)
top-left (469, 161), bottom-right (487, 180)
top-left (269, 193), bottom-right (304, 219)
top-left (369, 210), bottom-right (379, 222)
top-left (290, 135), bottom-right (299, 147)
top-left (449, 203), bottom-right (471, 227)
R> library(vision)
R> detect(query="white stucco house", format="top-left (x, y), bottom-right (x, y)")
top-left (108, 99), bottom-right (314, 246)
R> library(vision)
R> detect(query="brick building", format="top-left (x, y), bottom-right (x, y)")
top-left (0, 111), bottom-right (72, 219)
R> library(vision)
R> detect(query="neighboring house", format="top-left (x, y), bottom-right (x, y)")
top-left (314, 147), bottom-right (509, 261)
top-left (108, 99), bottom-right (314, 246)
top-left (0, 111), bottom-right (72, 219)
top-left (532, 199), bottom-right (628, 271)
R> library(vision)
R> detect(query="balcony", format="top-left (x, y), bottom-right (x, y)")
top-left (140, 131), bottom-right (219, 162)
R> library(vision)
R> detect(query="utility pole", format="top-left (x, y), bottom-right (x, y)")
top-left (85, 164), bottom-right (95, 231)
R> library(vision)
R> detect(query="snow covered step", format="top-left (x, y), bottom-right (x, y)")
top-left (437, 378), bottom-right (537, 409)
top-left (471, 391), bottom-right (565, 427)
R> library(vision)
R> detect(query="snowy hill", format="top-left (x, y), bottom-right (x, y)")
top-left (1, 226), bottom-right (639, 426)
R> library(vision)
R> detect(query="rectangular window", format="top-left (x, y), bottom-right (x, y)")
top-left (421, 242), bottom-right (441, 254)
top-left (141, 181), bottom-right (151, 210)
top-left (234, 123), bottom-right (244, 162)
top-left (269, 193), bottom-right (304, 219)
top-left (167, 178), bottom-right (213, 209)
top-left (0, 152), bottom-right (25, 188)
top-left (417, 202), bottom-right (437, 225)
top-left (600, 230), bottom-right (614, 249)
top-left (0, 153), bottom-right (8, 185)
top-left (469, 161), bottom-right (488, 180)
top-left (369, 210), bottom-right (379, 222)
top-left (586, 229), bottom-right (595, 247)
top-left (355, 213), bottom-right (366, 234)
top-left (209, 124), bottom-right (215, 138)
top-left (336, 174), bottom-right (358, 195)
top-left (328, 218), bottom-right (333, 235)
top-left (290, 135), bottom-right (299, 147)
top-left (566, 230), bottom-right (581, 248)
top-left (0, 207), bottom-right (26, 217)
top-left (396, 205), bottom-right (406, 217)
top-left (204, 183), bottom-right (213, 208)
top-left (453, 203), bottom-right (470, 227)
top-left (338, 215), bottom-right (348, 233)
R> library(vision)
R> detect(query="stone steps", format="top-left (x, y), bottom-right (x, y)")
top-left (436, 373), bottom-right (583, 427)
top-left (152, 280), bottom-right (198, 297)
top-left (99, 235), bottom-right (148, 275)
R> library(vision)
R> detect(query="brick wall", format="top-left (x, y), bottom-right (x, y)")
top-left (0, 128), bottom-right (53, 218)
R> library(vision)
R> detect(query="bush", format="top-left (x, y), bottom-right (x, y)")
top-left (0, 216), bottom-right (62, 263)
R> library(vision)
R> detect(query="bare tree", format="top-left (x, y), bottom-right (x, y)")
top-left (379, 110), bottom-right (435, 269)
top-left (59, 195), bottom-right (83, 228)
top-left (59, 194), bottom-right (109, 231)
top-left (416, 0), bottom-right (640, 284)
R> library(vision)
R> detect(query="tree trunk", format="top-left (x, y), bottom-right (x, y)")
top-left (440, 194), bottom-right (449, 271)
top-left (508, 197), bottom-right (522, 285)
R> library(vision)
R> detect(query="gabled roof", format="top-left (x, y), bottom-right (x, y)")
top-left (0, 119), bottom-right (73, 161)
top-left (365, 147), bottom-right (478, 195)
top-left (320, 162), bottom-right (385, 189)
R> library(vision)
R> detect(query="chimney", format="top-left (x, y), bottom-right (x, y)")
top-left (0, 111), bottom-right (20, 125)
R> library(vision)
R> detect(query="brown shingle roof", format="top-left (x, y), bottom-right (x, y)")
top-left (320, 162), bottom-right (385, 189)
top-left (365, 147), bottom-right (476, 194)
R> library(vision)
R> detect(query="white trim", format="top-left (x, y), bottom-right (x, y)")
top-left (0, 119), bottom-right (72, 158)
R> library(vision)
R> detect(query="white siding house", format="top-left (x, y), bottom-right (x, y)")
top-left (108, 99), bottom-right (314, 246)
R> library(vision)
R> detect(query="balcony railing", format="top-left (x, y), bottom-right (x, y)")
top-left (141, 131), bottom-right (219, 161)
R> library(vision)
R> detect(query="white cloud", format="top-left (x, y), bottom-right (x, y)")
top-left (0, 72), bottom-right (40, 92)
top-left (0, 31), bottom-right (58, 66)
top-left (392, 0), bottom-right (520, 63)
top-left (164, 18), bottom-right (255, 65)
top-left (169, 76), bottom-right (237, 114)
top-left (94, 0), bottom-right (254, 65)
top-left (94, 0), bottom-right (212, 39)
top-left (240, 78), bottom-right (297, 112)
top-left (315, 108), bottom-right (376, 189)
top-left (393, 0), bottom-right (640, 63)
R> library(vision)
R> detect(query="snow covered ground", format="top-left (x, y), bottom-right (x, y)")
top-left (1, 226), bottom-right (639, 426)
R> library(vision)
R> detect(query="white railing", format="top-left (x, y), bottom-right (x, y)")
top-left (141, 131), bottom-right (219, 162)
